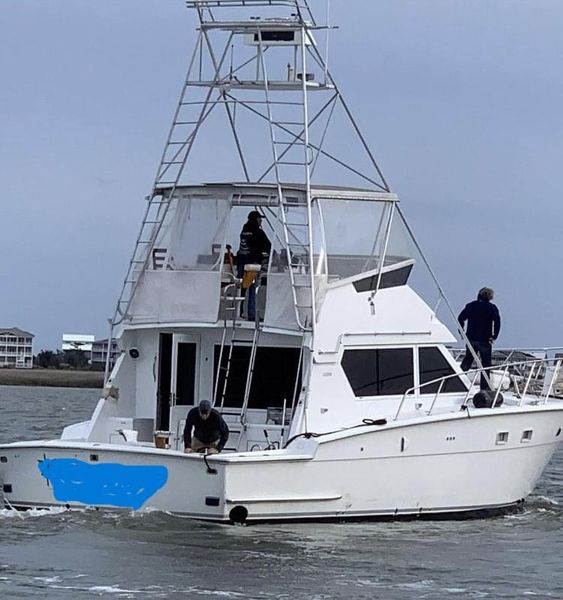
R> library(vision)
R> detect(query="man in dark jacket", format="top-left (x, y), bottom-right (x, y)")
top-left (183, 400), bottom-right (229, 454)
top-left (236, 210), bottom-right (271, 320)
top-left (458, 287), bottom-right (501, 389)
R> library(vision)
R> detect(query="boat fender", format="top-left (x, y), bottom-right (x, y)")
top-left (229, 505), bottom-right (248, 525)
top-left (472, 391), bottom-right (504, 409)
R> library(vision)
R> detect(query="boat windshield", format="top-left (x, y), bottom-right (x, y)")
top-left (318, 197), bottom-right (413, 282)
top-left (149, 190), bottom-right (413, 281)
top-left (154, 194), bottom-right (231, 271)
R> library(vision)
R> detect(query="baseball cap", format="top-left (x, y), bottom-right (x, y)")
top-left (198, 400), bottom-right (212, 415)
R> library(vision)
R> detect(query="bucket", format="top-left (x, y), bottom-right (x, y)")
top-left (242, 264), bottom-right (260, 289)
top-left (154, 431), bottom-right (170, 449)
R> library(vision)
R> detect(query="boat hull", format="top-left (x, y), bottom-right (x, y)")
top-left (1, 407), bottom-right (561, 522)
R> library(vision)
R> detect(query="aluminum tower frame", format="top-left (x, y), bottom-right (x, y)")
top-left (112, 0), bottom-right (390, 333)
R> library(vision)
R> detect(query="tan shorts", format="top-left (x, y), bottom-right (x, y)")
top-left (191, 437), bottom-right (220, 454)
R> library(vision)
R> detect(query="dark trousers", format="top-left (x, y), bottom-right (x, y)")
top-left (461, 340), bottom-right (492, 390)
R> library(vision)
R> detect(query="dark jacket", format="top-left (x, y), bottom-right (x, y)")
top-left (237, 222), bottom-right (271, 264)
top-left (183, 408), bottom-right (229, 451)
top-left (458, 300), bottom-right (501, 343)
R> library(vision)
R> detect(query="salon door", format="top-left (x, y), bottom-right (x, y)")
top-left (171, 334), bottom-right (199, 406)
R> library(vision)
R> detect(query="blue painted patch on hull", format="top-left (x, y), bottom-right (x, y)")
top-left (38, 458), bottom-right (168, 510)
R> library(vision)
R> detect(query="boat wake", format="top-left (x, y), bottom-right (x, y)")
top-left (0, 505), bottom-right (72, 520)
top-left (503, 494), bottom-right (562, 522)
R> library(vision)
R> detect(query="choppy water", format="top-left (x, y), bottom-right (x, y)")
top-left (0, 385), bottom-right (561, 599)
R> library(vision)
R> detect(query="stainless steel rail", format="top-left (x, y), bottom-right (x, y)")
top-left (394, 357), bottom-right (563, 421)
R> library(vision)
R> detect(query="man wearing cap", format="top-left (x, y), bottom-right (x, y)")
top-left (236, 210), bottom-right (271, 320)
top-left (183, 400), bottom-right (229, 454)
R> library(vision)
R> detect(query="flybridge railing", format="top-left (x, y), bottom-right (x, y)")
top-left (394, 357), bottom-right (563, 421)
top-left (186, 1), bottom-right (309, 8)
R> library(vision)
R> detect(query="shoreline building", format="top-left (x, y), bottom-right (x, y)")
top-left (0, 328), bottom-right (34, 369)
top-left (91, 338), bottom-right (120, 370)
top-left (61, 334), bottom-right (95, 352)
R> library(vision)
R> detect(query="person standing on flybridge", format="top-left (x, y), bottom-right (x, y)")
top-left (236, 210), bottom-right (271, 320)
top-left (458, 287), bottom-right (501, 389)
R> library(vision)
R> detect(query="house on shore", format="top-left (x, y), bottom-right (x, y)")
top-left (0, 328), bottom-right (34, 369)
top-left (91, 338), bottom-right (120, 370)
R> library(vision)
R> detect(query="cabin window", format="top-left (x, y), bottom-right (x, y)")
top-left (341, 348), bottom-right (414, 397)
top-left (213, 346), bottom-right (301, 409)
top-left (353, 264), bottom-right (413, 293)
top-left (418, 347), bottom-right (467, 393)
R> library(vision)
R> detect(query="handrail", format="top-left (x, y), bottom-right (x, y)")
top-left (544, 359), bottom-right (562, 404)
top-left (186, 1), bottom-right (306, 7)
top-left (394, 356), bottom-right (563, 421)
top-left (449, 346), bottom-right (563, 360)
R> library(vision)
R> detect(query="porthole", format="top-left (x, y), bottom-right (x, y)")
top-left (521, 430), bottom-right (533, 443)
top-left (496, 432), bottom-right (509, 445)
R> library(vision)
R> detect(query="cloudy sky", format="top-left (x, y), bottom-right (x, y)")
top-left (2, 0), bottom-right (562, 351)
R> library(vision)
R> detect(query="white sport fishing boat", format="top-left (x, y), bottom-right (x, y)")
top-left (1, 0), bottom-right (562, 523)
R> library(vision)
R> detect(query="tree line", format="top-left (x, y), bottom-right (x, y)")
top-left (34, 349), bottom-right (102, 370)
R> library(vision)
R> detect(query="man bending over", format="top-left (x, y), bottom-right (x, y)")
top-left (183, 400), bottom-right (229, 454)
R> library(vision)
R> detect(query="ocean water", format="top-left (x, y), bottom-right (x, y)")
top-left (0, 385), bottom-right (561, 599)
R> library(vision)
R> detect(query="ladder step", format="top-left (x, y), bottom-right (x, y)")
top-left (277, 161), bottom-right (304, 166)
top-left (162, 161), bottom-right (184, 165)
top-left (283, 222), bottom-right (309, 227)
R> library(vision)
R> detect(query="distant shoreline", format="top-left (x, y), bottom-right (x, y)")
top-left (0, 368), bottom-right (104, 389)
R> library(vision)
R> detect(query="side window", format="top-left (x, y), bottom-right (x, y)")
top-left (419, 347), bottom-right (467, 393)
top-left (341, 348), bottom-right (414, 397)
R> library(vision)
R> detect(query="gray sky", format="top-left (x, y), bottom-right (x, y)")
top-left (2, 0), bottom-right (562, 351)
